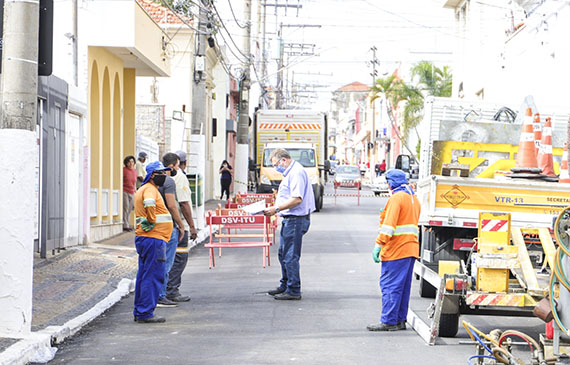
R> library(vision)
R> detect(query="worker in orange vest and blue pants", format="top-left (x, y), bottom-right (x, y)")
top-left (367, 169), bottom-right (421, 331)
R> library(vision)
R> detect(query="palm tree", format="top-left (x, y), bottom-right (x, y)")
top-left (370, 62), bottom-right (452, 160)
top-left (411, 61), bottom-right (452, 97)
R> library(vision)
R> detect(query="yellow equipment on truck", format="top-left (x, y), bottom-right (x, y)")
top-left (254, 110), bottom-right (328, 211)
top-left (411, 96), bottom-right (570, 341)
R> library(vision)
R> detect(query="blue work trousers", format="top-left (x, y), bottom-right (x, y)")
top-left (278, 215), bottom-right (311, 296)
top-left (133, 236), bottom-right (166, 320)
top-left (379, 256), bottom-right (416, 325)
top-left (159, 228), bottom-right (179, 300)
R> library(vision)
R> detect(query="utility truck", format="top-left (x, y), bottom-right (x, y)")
top-left (254, 110), bottom-right (328, 211)
top-left (412, 96), bottom-right (570, 340)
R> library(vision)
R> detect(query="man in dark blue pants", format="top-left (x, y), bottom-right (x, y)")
top-left (379, 257), bottom-right (416, 326)
top-left (264, 148), bottom-right (315, 300)
top-left (133, 236), bottom-right (166, 320)
top-left (133, 161), bottom-right (173, 323)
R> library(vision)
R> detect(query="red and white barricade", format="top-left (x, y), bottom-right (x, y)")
top-left (333, 180), bottom-right (361, 206)
top-left (205, 211), bottom-right (272, 269)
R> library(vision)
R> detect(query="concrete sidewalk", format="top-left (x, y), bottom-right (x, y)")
top-left (0, 199), bottom-right (223, 365)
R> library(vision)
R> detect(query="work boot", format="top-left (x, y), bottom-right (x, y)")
top-left (366, 323), bottom-right (399, 332)
top-left (274, 292), bottom-right (301, 300)
top-left (167, 294), bottom-right (191, 302)
top-left (135, 316), bottom-right (166, 323)
top-left (267, 287), bottom-right (286, 296)
top-left (157, 297), bottom-right (178, 308)
top-left (397, 321), bottom-right (407, 330)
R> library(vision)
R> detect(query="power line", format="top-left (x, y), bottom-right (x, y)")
top-left (227, 0), bottom-right (248, 28)
top-left (211, 2), bottom-right (250, 60)
top-left (214, 32), bottom-right (247, 64)
top-left (158, 0), bottom-right (210, 35)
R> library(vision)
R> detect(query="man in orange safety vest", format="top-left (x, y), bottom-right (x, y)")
top-left (367, 169), bottom-right (421, 332)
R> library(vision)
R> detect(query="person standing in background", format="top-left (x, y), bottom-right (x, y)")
top-left (156, 153), bottom-right (185, 308)
top-left (123, 155), bottom-right (137, 232)
top-left (219, 160), bottom-right (233, 200)
top-left (136, 152), bottom-right (148, 189)
top-left (166, 150), bottom-right (198, 302)
top-left (248, 157), bottom-right (257, 191)
top-left (379, 159), bottom-right (386, 176)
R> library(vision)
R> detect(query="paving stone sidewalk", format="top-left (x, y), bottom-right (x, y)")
top-left (0, 199), bottom-right (223, 365)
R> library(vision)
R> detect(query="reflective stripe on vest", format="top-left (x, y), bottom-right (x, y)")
top-left (136, 214), bottom-right (172, 225)
top-left (379, 225), bottom-right (395, 236)
top-left (143, 198), bottom-right (156, 207)
top-left (378, 224), bottom-right (418, 237)
top-left (393, 224), bottom-right (419, 236)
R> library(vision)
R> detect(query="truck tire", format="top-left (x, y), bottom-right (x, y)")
top-left (438, 313), bottom-right (460, 338)
top-left (315, 190), bottom-right (323, 212)
top-left (419, 277), bottom-right (437, 298)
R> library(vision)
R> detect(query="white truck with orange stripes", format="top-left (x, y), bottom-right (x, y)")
top-left (254, 110), bottom-right (328, 211)
top-left (412, 97), bottom-right (570, 340)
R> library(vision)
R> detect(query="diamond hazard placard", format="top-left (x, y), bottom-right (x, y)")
top-left (442, 185), bottom-right (468, 207)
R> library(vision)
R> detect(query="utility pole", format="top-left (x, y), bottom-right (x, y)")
top-left (0, 0), bottom-right (39, 336)
top-left (369, 46), bottom-right (378, 180)
top-left (276, 24), bottom-right (320, 109)
top-left (235, 0), bottom-right (252, 194)
top-left (276, 23), bottom-right (284, 109)
top-left (191, 1), bottom-right (208, 135)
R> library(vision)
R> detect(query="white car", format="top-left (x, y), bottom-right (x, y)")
top-left (370, 175), bottom-right (390, 196)
top-left (334, 165), bottom-right (361, 186)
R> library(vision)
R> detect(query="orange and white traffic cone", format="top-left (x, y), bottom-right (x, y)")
top-left (533, 113), bottom-right (542, 158)
top-left (537, 117), bottom-right (556, 180)
top-left (511, 107), bottom-right (543, 177)
top-left (560, 142), bottom-right (570, 183)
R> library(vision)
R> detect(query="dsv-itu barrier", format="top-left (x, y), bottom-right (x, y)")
top-left (333, 180), bottom-right (361, 206)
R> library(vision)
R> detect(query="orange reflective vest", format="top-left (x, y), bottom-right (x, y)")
top-left (375, 191), bottom-right (421, 261)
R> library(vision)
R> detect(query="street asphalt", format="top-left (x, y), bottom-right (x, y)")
top-left (35, 183), bottom-right (545, 364)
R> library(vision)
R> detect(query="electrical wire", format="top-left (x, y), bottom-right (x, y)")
top-left (227, 0), bottom-right (247, 29)
top-left (472, 331), bottom-right (493, 354)
top-left (159, 0), bottom-right (210, 35)
top-left (215, 31), bottom-right (247, 64)
top-left (498, 331), bottom-right (536, 353)
top-left (211, 2), bottom-right (250, 61)
top-left (467, 355), bottom-right (496, 365)
top-left (551, 208), bottom-right (570, 337)
top-left (462, 321), bottom-right (500, 347)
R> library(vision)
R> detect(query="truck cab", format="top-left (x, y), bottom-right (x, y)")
top-left (257, 142), bottom-right (325, 211)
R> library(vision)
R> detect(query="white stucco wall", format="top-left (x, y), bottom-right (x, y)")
top-left (136, 27), bottom-right (194, 152)
top-left (488, 3), bottom-right (570, 107)
top-left (0, 130), bottom-right (37, 336)
top-left (210, 63), bottom-right (229, 200)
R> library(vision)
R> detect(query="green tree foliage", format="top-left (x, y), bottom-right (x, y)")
top-left (372, 61), bottom-right (452, 158)
top-left (154, 0), bottom-right (195, 17)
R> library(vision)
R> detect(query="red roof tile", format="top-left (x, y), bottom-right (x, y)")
top-left (137, 0), bottom-right (194, 26)
top-left (336, 81), bottom-right (370, 92)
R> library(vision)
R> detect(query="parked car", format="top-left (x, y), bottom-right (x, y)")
top-left (328, 160), bottom-right (339, 176)
top-left (370, 175), bottom-right (390, 196)
top-left (334, 165), bottom-right (361, 186)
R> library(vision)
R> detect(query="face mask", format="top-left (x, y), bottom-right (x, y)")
top-left (152, 174), bottom-right (167, 187)
top-left (275, 164), bottom-right (286, 174)
top-left (170, 168), bottom-right (177, 177)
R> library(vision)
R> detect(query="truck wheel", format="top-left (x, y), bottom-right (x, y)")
top-left (438, 313), bottom-right (459, 338)
top-left (315, 191), bottom-right (323, 212)
top-left (419, 277), bottom-right (437, 298)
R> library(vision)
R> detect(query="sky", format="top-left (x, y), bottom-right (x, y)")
top-left (214, 0), bottom-right (456, 109)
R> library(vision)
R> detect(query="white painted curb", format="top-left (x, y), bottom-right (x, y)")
top-left (0, 229), bottom-right (214, 365)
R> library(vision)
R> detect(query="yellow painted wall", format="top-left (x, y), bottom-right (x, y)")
top-left (123, 69), bottom-right (136, 159)
top-left (88, 47), bottom-right (125, 225)
top-left (134, 3), bottom-right (170, 76)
